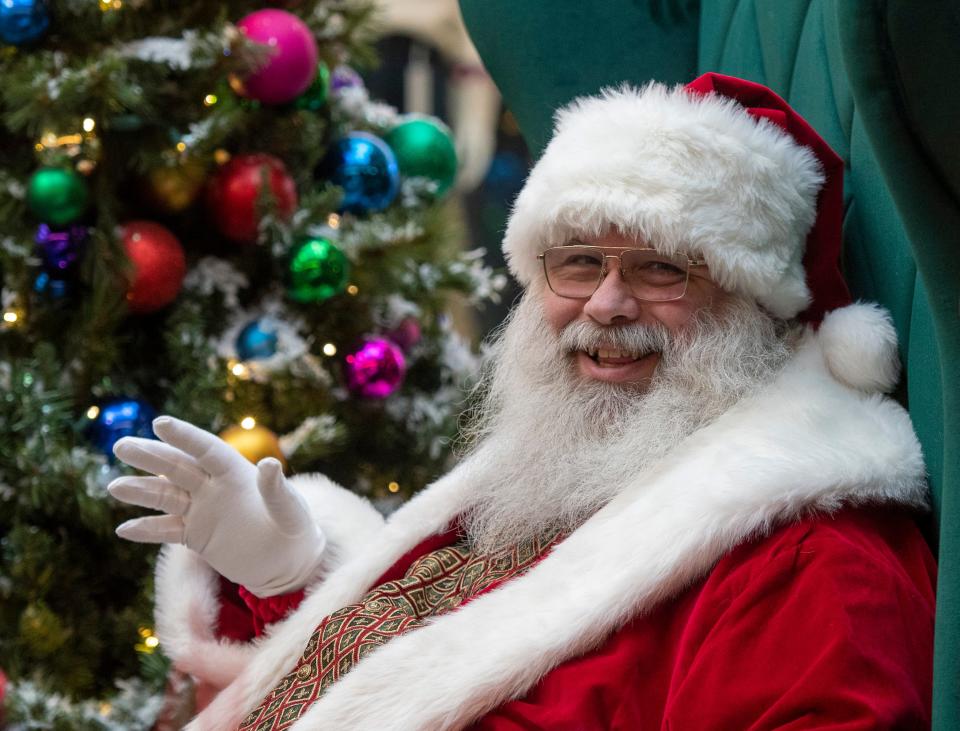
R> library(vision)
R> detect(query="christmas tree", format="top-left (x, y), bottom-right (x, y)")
top-left (0, 1), bottom-right (504, 726)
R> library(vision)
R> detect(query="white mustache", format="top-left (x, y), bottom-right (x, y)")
top-left (558, 320), bottom-right (672, 356)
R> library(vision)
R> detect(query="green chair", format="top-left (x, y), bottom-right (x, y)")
top-left (459, 1), bottom-right (959, 726)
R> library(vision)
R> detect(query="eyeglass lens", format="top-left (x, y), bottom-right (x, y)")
top-left (542, 246), bottom-right (691, 300)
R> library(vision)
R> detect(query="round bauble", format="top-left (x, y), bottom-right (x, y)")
top-left (206, 153), bottom-right (298, 244)
top-left (143, 161), bottom-right (207, 214)
top-left (235, 9), bottom-right (318, 105)
top-left (35, 223), bottom-right (87, 272)
top-left (387, 316), bottom-right (422, 351)
top-left (236, 319), bottom-right (279, 361)
top-left (120, 221), bottom-right (187, 314)
top-left (318, 132), bottom-right (399, 214)
top-left (287, 236), bottom-right (350, 303)
top-left (294, 61), bottom-right (330, 111)
top-left (344, 337), bottom-right (406, 398)
top-left (386, 116), bottom-right (458, 196)
top-left (88, 397), bottom-right (157, 458)
top-left (27, 167), bottom-right (88, 226)
top-left (220, 423), bottom-right (288, 468)
top-left (0, 0), bottom-right (50, 46)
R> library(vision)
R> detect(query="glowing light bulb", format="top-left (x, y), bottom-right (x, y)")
top-left (203, 94), bottom-right (218, 106)
top-left (346, 284), bottom-right (359, 296)
top-left (327, 213), bottom-right (341, 229)
top-left (175, 141), bottom-right (187, 153)
top-left (86, 405), bottom-right (100, 419)
top-left (322, 343), bottom-right (337, 356)
top-left (82, 117), bottom-right (96, 132)
top-left (388, 481), bottom-right (400, 493)
top-left (241, 417), bottom-right (256, 430)
top-left (3, 311), bottom-right (19, 323)
top-left (231, 363), bottom-right (248, 377)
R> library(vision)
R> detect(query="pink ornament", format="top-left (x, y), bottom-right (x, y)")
top-left (344, 338), bottom-right (406, 398)
top-left (388, 316), bottom-right (422, 351)
top-left (236, 9), bottom-right (318, 105)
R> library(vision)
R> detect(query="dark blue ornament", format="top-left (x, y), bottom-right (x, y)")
top-left (88, 398), bottom-right (157, 459)
top-left (0, 0), bottom-right (50, 46)
top-left (319, 132), bottom-right (399, 214)
top-left (33, 270), bottom-right (70, 298)
top-left (35, 223), bottom-right (87, 272)
top-left (236, 319), bottom-right (279, 361)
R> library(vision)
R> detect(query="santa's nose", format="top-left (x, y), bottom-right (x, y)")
top-left (582, 264), bottom-right (643, 325)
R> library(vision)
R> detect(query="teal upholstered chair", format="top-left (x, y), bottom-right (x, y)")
top-left (459, 1), bottom-right (959, 726)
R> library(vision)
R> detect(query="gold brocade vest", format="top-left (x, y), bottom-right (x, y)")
top-left (238, 529), bottom-right (563, 731)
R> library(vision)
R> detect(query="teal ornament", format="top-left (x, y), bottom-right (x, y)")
top-left (386, 116), bottom-right (458, 196)
top-left (317, 132), bottom-right (399, 214)
top-left (294, 61), bottom-right (331, 111)
top-left (0, 0), bottom-right (50, 46)
top-left (287, 236), bottom-right (351, 303)
top-left (236, 319), bottom-right (279, 361)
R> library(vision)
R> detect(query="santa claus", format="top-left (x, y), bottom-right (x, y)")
top-left (110, 74), bottom-right (936, 730)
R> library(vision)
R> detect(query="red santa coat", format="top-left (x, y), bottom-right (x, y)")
top-left (153, 308), bottom-right (934, 730)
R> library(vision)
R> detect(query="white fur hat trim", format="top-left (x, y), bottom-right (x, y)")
top-left (503, 82), bottom-right (825, 319)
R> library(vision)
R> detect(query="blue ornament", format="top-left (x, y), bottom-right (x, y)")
top-left (319, 132), bottom-right (399, 214)
top-left (236, 319), bottom-right (279, 361)
top-left (35, 223), bottom-right (87, 272)
top-left (88, 398), bottom-right (157, 458)
top-left (33, 270), bottom-right (70, 298)
top-left (0, 0), bottom-right (50, 46)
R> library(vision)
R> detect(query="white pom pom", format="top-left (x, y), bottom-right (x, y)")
top-left (818, 303), bottom-right (901, 393)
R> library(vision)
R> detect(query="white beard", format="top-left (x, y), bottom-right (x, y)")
top-left (457, 290), bottom-right (800, 554)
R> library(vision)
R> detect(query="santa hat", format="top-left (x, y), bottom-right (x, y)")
top-left (504, 72), bottom-right (900, 392)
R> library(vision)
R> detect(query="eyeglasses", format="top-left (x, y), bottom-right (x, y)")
top-left (537, 245), bottom-right (708, 301)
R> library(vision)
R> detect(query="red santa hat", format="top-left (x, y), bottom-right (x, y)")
top-left (504, 72), bottom-right (901, 392)
top-left (505, 72), bottom-right (850, 321)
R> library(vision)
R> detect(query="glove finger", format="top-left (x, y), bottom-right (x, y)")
top-left (152, 415), bottom-right (241, 478)
top-left (257, 458), bottom-right (311, 535)
top-left (113, 436), bottom-right (207, 489)
top-left (107, 475), bottom-right (190, 516)
top-left (116, 514), bottom-right (186, 544)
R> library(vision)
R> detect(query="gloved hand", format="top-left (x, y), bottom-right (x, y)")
top-left (108, 415), bottom-right (326, 598)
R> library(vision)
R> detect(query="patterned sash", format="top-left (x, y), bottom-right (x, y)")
top-left (238, 529), bottom-right (563, 730)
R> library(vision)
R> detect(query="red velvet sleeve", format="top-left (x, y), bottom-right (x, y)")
top-left (215, 577), bottom-right (306, 640)
top-left (632, 512), bottom-right (937, 730)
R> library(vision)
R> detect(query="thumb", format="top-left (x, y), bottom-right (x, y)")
top-left (257, 458), bottom-right (311, 535)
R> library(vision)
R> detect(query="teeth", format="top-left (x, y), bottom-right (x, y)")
top-left (586, 348), bottom-right (643, 360)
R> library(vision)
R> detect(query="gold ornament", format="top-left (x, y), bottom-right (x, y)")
top-left (220, 423), bottom-right (288, 470)
top-left (143, 160), bottom-right (207, 214)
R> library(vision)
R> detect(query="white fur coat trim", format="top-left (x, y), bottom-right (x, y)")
top-left (185, 325), bottom-right (926, 730)
top-left (502, 82), bottom-right (824, 319)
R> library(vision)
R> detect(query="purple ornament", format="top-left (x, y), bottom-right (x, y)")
top-left (236, 9), bottom-right (318, 105)
top-left (387, 316), bottom-right (422, 351)
top-left (330, 65), bottom-right (364, 95)
top-left (35, 223), bottom-right (88, 271)
top-left (344, 337), bottom-right (406, 398)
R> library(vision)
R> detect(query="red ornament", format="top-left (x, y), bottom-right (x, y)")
top-left (206, 154), bottom-right (298, 244)
top-left (121, 221), bottom-right (187, 314)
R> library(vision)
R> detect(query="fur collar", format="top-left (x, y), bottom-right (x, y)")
top-left (182, 317), bottom-right (926, 730)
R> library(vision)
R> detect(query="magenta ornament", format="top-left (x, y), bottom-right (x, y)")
top-left (236, 9), bottom-right (318, 105)
top-left (344, 338), bottom-right (406, 398)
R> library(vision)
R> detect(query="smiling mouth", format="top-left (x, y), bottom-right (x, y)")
top-left (582, 348), bottom-right (655, 367)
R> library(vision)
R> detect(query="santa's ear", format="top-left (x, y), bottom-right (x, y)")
top-left (817, 302), bottom-right (901, 393)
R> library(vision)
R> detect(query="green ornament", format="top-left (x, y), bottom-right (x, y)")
top-left (288, 236), bottom-right (351, 303)
top-left (27, 167), bottom-right (89, 226)
top-left (385, 116), bottom-right (458, 196)
top-left (295, 61), bottom-right (331, 111)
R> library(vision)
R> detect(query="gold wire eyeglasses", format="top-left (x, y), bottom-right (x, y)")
top-left (537, 245), bottom-right (708, 301)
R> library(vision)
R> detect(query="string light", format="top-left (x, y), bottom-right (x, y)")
top-left (322, 343), bottom-right (337, 356)
top-left (346, 284), bottom-right (359, 296)
top-left (214, 149), bottom-right (231, 164)
top-left (134, 626), bottom-right (159, 654)
top-left (326, 213), bottom-right (341, 229)
top-left (3, 311), bottom-right (19, 323)
top-left (99, 702), bottom-right (112, 716)
top-left (240, 416), bottom-right (256, 430)
top-left (82, 118), bottom-right (96, 133)
top-left (388, 481), bottom-right (400, 493)
top-left (231, 362), bottom-right (248, 378)
top-left (175, 141), bottom-right (187, 153)
top-left (203, 94), bottom-right (218, 107)
top-left (86, 405), bottom-right (100, 419)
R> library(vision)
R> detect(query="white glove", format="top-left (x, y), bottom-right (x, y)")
top-left (108, 415), bottom-right (326, 598)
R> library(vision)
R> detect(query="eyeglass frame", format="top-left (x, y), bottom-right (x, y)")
top-left (537, 245), bottom-right (709, 301)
